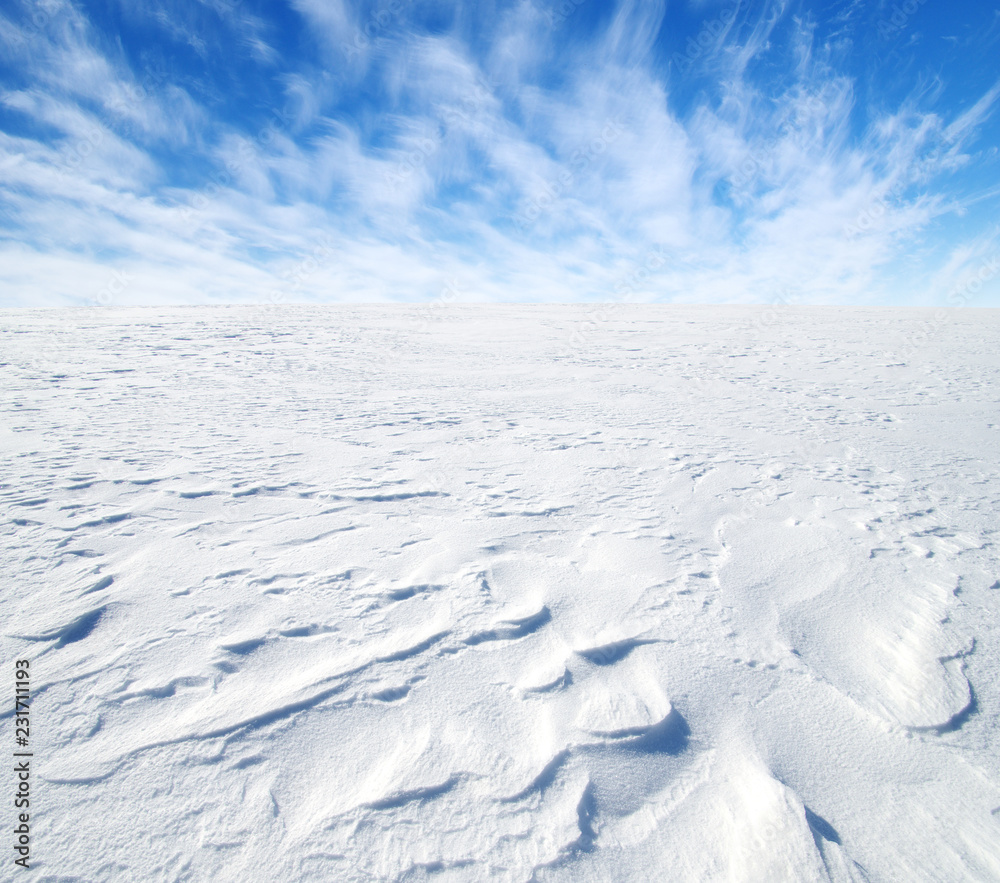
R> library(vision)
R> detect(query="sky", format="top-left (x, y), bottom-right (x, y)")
top-left (1, 0), bottom-right (999, 307)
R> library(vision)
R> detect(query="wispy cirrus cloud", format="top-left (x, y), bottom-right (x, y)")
top-left (0, 0), bottom-right (997, 307)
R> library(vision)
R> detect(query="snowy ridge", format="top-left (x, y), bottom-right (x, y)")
top-left (2, 305), bottom-right (1000, 881)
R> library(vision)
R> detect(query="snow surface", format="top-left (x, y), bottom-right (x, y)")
top-left (3, 304), bottom-right (1000, 882)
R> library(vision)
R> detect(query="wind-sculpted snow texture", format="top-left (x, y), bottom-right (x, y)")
top-left (2, 305), bottom-right (1000, 882)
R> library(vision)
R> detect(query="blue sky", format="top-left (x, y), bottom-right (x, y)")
top-left (1, 0), bottom-right (998, 306)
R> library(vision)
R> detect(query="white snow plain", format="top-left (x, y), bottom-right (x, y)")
top-left (2, 304), bottom-right (1000, 882)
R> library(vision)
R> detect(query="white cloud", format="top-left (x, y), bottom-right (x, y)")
top-left (1, 0), bottom-right (998, 307)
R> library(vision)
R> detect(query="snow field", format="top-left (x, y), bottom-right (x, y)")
top-left (2, 305), bottom-right (999, 881)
